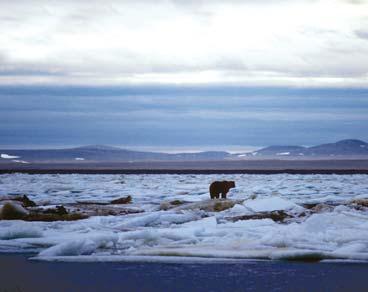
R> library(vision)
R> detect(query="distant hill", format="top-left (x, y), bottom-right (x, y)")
top-left (306, 139), bottom-right (368, 156)
top-left (242, 139), bottom-right (368, 157)
top-left (1, 139), bottom-right (368, 164)
top-left (0, 145), bottom-right (231, 163)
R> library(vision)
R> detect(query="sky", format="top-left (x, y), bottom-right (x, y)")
top-left (0, 0), bottom-right (368, 149)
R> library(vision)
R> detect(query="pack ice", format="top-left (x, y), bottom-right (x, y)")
top-left (0, 173), bottom-right (368, 263)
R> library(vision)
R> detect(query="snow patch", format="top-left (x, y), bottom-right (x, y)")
top-left (243, 197), bottom-right (301, 212)
top-left (12, 160), bottom-right (29, 164)
top-left (276, 152), bottom-right (290, 156)
top-left (116, 211), bottom-right (201, 229)
top-left (1, 154), bottom-right (20, 159)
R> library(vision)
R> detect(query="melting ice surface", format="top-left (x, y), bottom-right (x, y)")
top-left (1, 173), bottom-right (368, 263)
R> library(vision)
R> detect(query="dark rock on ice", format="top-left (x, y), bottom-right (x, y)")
top-left (227, 210), bottom-right (292, 223)
top-left (24, 213), bottom-right (87, 222)
top-left (0, 194), bottom-right (36, 207)
top-left (350, 199), bottom-right (368, 208)
top-left (0, 202), bottom-right (29, 220)
top-left (110, 195), bottom-right (132, 204)
top-left (302, 203), bottom-right (335, 213)
top-left (160, 200), bottom-right (188, 210)
top-left (42, 205), bottom-right (68, 216)
top-left (13, 195), bottom-right (36, 207)
top-left (67, 203), bottom-right (143, 217)
top-left (175, 199), bottom-right (240, 212)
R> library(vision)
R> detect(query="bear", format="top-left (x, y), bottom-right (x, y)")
top-left (209, 181), bottom-right (235, 199)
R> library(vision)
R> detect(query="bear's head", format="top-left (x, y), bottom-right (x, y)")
top-left (227, 181), bottom-right (235, 189)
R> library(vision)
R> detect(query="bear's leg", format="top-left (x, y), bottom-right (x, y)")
top-left (210, 192), bottom-right (215, 199)
top-left (221, 192), bottom-right (227, 199)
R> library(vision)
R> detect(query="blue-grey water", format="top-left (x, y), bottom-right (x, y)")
top-left (1, 254), bottom-right (368, 292)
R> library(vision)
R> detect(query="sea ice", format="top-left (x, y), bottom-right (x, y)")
top-left (0, 224), bottom-right (43, 240)
top-left (0, 173), bottom-right (368, 263)
top-left (243, 196), bottom-right (302, 212)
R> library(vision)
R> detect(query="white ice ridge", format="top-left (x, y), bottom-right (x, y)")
top-left (6, 207), bottom-right (368, 262)
top-left (243, 197), bottom-right (302, 212)
top-left (0, 173), bottom-right (368, 262)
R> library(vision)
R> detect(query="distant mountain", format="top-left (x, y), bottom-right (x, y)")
top-left (1, 139), bottom-right (368, 164)
top-left (244, 139), bottom-right (368, 157)
top-left (0, 145), bottom-right (231, 163)
top-left (249, 146), bottom-right (306, 156)
top-left (306, 139), bottom-right (368, 156)
top-left (73, 145), bottom-right (123, 151)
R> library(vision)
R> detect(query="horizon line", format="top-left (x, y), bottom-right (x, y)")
top-left (0, 138), bottom-right (366, 153)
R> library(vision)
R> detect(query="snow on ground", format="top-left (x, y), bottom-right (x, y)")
top-left (12, 160), bottom-right (29, 164)
top-left (1, 154), bottom-right (20, 159)
top-left (243, 197), bottom-right (302, 212)
top-left (0, 173), bottom-right (368, 262)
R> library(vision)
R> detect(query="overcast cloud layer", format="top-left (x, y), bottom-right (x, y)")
top-left (1, 0), bottom-right (368, 86)
top-left (1, 1), bottom-right (368, 148)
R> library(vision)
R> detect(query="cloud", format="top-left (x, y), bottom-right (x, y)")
top-left (341, 0), bottom-right (367, 4)
top-left (0, 86), bottom-right (367, 147)
top-left (355, 29), bottom-right (368, 40)
top-left (0, 0), bottom-right (367, 86)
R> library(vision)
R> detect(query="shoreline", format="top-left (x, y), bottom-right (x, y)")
top-left (1, 168), bottom-right (368, 175)
top-left (1, 253), bottom-right (368, 292)
top-left (1, 159), bottom-right (368, 174)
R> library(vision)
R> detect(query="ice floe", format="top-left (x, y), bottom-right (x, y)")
top-left (243, 196), bottom-right (303, 212)
top-left (0, 173), bottom-right (367, 263)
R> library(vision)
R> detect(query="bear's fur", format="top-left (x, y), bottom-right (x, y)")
top-left (209, 181), bottom-right (236, 199)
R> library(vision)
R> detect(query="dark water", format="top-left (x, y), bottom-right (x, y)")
top-left (1, 254), bottom-right (368, 292)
